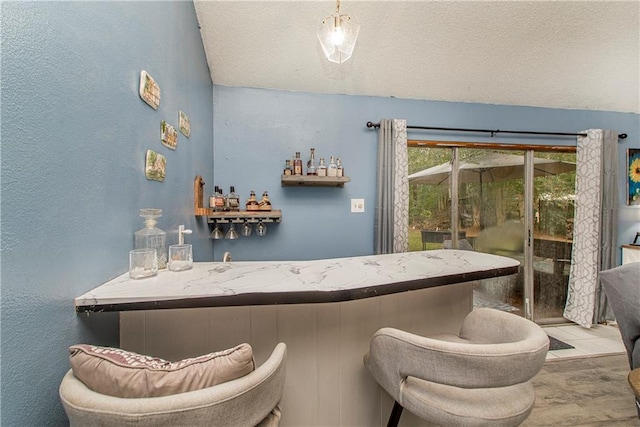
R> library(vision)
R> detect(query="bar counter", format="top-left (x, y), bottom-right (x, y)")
top-left (76, 250), bottom-right (519, 313)
top-left (83, 250), bottom-right (520, 426)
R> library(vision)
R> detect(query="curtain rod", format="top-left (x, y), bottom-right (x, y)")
top-left (365, 122), bottom-right (628, 140)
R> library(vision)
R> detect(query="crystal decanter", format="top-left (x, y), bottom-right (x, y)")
top-left (135, 208), bottom-right (167, 269)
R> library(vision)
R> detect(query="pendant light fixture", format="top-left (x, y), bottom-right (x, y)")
top-left (317, 0), bottom-right (360, 64)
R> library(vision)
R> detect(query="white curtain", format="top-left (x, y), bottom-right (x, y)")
top-left (564, 129), bottom-right (618, 327)
top-left (375, 119), bottom-right (408, 254)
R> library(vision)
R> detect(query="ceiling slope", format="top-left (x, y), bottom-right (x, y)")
top-left (195, 1), bottom-right (640, 113)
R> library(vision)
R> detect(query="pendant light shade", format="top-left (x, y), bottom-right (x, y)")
top-left (317, 0), bottom-right (360, 64)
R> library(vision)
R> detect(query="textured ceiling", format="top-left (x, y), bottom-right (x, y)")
top-left (195, 1), bottom-right (640, 113)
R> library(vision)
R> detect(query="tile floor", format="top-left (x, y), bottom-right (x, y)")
top-left (543, 322), bottom-right (626, 360)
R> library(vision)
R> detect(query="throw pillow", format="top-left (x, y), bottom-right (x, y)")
top-left (69, 343), bottom-right (254, 398)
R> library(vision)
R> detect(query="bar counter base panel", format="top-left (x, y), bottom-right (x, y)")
top-left (120, 282), bottom-right (473, 427)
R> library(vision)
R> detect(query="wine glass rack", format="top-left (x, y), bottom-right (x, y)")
top-left (194, 176), bottom-right (282, 222)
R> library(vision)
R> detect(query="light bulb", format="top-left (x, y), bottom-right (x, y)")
top-left (331, 26), bottom-right (344, 45)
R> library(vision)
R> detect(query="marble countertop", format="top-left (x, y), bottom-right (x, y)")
top-left (75, 250), bottom-right (520, 313)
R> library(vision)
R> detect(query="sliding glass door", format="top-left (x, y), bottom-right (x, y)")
top-left (457, 148), bottom-right (527, 315)
top-left (530, 151), bottom-right (576, 322)
top-left (408, 145), bottom-right (576, 323)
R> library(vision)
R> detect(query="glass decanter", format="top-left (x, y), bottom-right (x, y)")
top-left (135, 208), bottom-right (167, 269)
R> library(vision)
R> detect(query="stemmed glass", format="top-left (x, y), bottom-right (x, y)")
top-left (256, 221), bottom-right (267, 237)
top-left (241, 221), bottom-right (252, 237)
top-left (210, 221), bottom-right (224, 239)
top-left (225, 223), bottom-right (239, 240)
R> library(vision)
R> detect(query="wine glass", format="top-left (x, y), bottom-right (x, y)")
top-left (256, 221), bottom-right (267, 237)
top-left (225, 223), bottom-right (239, 240)
top-left (241, 221), bottom-right (252, 237)
top-left (210, 222), bottom-right (224, 239)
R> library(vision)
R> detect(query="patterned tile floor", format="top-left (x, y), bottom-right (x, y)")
top-left (473, 290), bottom-right (626, 361)
top-left (543, 323), bottom-right (626, 360)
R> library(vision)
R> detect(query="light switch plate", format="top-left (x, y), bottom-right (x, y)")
top-left (351, 198), bottom-right (365, 213)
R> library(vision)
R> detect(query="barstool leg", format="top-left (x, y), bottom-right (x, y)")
top-left (387, 401), bottom-right (403, 427)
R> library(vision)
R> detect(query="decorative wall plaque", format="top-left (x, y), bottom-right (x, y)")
top-left (179, 111), bottom-right (191, 137)
top-left (139, 71), bottom-right (160, 110)
top-left (161, 120), bottom-right (177, 150)
top-left (145, 149), bottom-right (166, 182)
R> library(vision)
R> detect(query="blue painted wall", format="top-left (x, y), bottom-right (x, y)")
top-left (1, 1), bottom-right (638, 424)
top-left (212, 86), bottom-right (639, 262)
top-left (1, 2), bottom-right (213, 425)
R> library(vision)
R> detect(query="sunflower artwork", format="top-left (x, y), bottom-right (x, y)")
top-left (628, 148), bottom-right (640, 205)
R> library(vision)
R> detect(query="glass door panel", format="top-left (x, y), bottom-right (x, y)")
top-left (458, 148), bottom-right (526, 316)
top-left (531, 152), bottom-right (576, 322)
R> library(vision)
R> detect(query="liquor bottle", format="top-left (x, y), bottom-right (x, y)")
top-left (209, 187), bottom-right (217, 211)
top-left (213, 186), bottom-right (225, 212)
top-left (327, 156), bottom-right (338, 177)
top-left (336, 158), bottom-right (344, 177)
top-left (283, 159), bottom-right (292, 176)
top-left (259, 191), bottom-right (272, 211)
top-left (246, 190), bottom-right (260, 211)
top-left (226, 186), bottom-right (240, 212)
top-left (293, 152), bottom-right (303, 175)
top-left (211, 186), bottom-right (220, 212)
top-left (317, 158), bottom-right (327, 177)
top-left (307, 148), bottom-right (317, 175)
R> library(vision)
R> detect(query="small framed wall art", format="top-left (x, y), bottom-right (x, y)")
top-left (161, 120), bottom-right (177, 150)
top-left (139, 71), bottom-right (160, 110)
top-left (145, 149), bottom-right (166, 182)
top-left (628, 148), bottom-right (640, 205)
top-left (179, 111), bottom-right (191, 137)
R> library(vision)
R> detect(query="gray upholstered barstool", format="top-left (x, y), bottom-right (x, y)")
top-left (364, 308), bottom-right (549, 426)
top-left (600, 262), bottom-right (640, 418)
top-left (60, 343), bottom-right (287, 426)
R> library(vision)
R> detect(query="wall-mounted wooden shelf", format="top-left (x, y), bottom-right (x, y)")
top-left (194, 176), bottom-right (282, 223)
top-left (206, 210), bottom-right (282, 224)
top-left (281, 175), bottom-right (350, 187)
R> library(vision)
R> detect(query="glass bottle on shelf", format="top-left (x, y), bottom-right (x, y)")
top-left (336, 158), bottom-right (344, 177)
top-left (213, 186), bottom-right (225, 212)
top-left (327, 156), bottom-right (338, 177)
top-left (222, 187), bottom-right (229, 211)
top-left (226, 186), bottom-right (240, 212)
top-left (246, 190), bottom-right (260, 211)
top-left (283, 160), bottom-right (292, 176)
top-left (259, 191), bottom-right (272, 211)
top-left (317, 158), bottom-right (327, 177)
top-left (293, 152), bottom-right (303, 175)
top-left (307, 148), bottom-right (317, 175)
top-left (209, 191), bottom-right (216, 210)
top-left (135, 208), bottom-right (167, 269)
